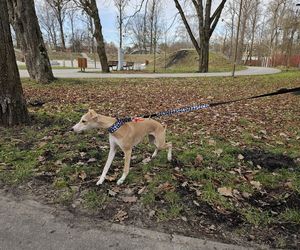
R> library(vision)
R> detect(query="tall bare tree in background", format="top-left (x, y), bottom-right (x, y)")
top-left (45, 0), bottom-right (71, 51)
top-left (7, 0), bottom-right (54, 83)
top-left (246, 0), bottom-right (260, 65)
top-left (0, 0), bottom-right (28, 126)
top-left (280, 1), bottom-right (300, 67)
top-left (74, 0), bottom-right (109, 72)
top-left (114, 0), bottom-right (129, 51)
top-left (38, 1), bottom-right (60, 50)
top-left (173, 0), bottom-right (227, 72)
top-left (67, 3), bottom-right (79, 52)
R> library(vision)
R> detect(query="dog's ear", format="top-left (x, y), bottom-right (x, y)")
top-left (88, 109), bottom-right (97, 118)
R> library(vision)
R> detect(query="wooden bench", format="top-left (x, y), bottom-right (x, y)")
top-left (123, 61), bottom-right (134, 70)
top-left (108, 60), bottom-right (118, 71)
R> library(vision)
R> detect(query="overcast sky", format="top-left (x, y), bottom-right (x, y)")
top-left (97, 0), bottom-right (179, 45)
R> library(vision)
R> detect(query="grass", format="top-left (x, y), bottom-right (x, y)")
top-left (145, 50), bottom-right (246, 73)
top-left (18, 65), bottom-right (75, 70)
top-left (84, 190), bottom-right (108, 210)
top-left (0, 70), bottom-right (299, 247)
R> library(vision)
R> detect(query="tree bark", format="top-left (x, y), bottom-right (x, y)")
top-left (7, 0), bottom-right (54, 84)
top-left (174, 0), bottom-right (227, 72)
top-left (76, 0), bottom-right (109, 72)
top-left (92, 7), bottom-right (110, 72)
top-left (0, 0), bottom-right (29, 126)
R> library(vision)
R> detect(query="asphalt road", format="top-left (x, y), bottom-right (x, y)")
top-left (0, 191), bottom-right (253, 250)
top-left (19, 66), bottom-right (280, 79)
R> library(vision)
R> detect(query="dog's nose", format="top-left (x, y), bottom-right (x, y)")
top-left (70, 127), bottom-right (74, 132)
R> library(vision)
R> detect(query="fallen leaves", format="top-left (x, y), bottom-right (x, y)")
top-left (250, 180), bottom-right (262, 190)
top-left (213, 148), bottom-right (223, 157)
top-left (113, 210), bottom-right (128, 222)
top-left (78, 171), bottom-right (87, 181)
top-left (238, 154), bottom-right (245, 160)
top-left (194, 155), bottom-right (204, 166)
top-left (217, 187), bottom-right (234, 197)
top-left (121, 196), bottom-right (138, 203)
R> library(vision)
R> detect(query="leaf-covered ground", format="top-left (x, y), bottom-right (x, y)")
top-left (1, 71), bottom-right (300, 248)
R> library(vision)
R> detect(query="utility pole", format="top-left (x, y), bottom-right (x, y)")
top-left (232, 0), bottom-right (243, 77)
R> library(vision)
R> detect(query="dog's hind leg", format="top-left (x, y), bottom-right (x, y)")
top-left (117, 148), bottom-right (132, 185)
top-left (149, 134), bottom-right (158, 158)
top-left (154, 128), bottom-right (172, 162)
top-left (96, 140), bottom-right (117, 185)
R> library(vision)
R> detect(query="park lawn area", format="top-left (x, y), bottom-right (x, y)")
top-left (18, 65), bottom-right (75, 70)
top-left (0, 71), bottom-right (300, 248)
top-left (144, 50), bottom-right (246, 73)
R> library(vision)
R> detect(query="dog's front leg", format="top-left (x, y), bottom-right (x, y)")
top-left (96, 143), bottom-right (116, 185)
top-left (117, 149), bottom-right (132, 185)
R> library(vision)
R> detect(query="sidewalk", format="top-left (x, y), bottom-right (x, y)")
top-left (18, 66), bottom-right (281, 79)
top-left (0, 191), bottom-right (252, 250)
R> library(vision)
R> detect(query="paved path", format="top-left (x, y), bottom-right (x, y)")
top-left (19, 66), bottom-right (280, 79)
top-left (0, 191), bottom-right (253, 250)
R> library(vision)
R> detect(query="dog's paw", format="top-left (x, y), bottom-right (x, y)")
top-left (116, 178), bottom-right (124, 185)
top-left (96, 178), bottom-right (104, 185)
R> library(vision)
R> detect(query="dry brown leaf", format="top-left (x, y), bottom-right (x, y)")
top-left (194, 155), bottom-right (204, 166)
top-left (157, 182), bottom-right (175, 192)
top-left (208, 139), bottom-right (216, 146)
top-left (121, 196), bottom-right (137, 203)
top-left (213, 148), bottom-right (223, 157)
top-left (87, 158), bottom-right (97, 163)
top-left (250, 180), bottom-right (262, 190)
top-left (217, 187), bottom-right (233, 197)
top-left (78, 171), bottom-right (87, 181)
top-left (138, 186), bottom-right (146, 195)
top-left (238, 154), bottom-right (244, 160)
top-left (114, 210), bottom-right (128, 222)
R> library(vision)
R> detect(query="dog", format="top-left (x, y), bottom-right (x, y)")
top-left (72, 109), bottom-right (172, 185)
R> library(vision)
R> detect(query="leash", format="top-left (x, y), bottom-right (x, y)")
top-left (108, 86), bottom-right (300, 133)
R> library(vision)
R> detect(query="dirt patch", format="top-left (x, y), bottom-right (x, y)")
top-left (243, 149), bottom-right (297, 171)
top-left (248, 189), bottom-right (300, 213)
top-left (166, 50), bottom-right (189, 68)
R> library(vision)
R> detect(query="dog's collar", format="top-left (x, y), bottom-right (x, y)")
top-left (107, 117), bottom-right (132, 133)
top-left (108, 117), bottom-right (145, 133)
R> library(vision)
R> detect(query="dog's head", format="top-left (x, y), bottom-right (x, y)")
top-left (72, 109), bottom-right (99, 133)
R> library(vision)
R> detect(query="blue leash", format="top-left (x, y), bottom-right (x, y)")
top-left (108, 86), bottom-right (300, 133)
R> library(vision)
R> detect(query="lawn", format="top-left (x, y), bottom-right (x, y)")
top-left (144, 50), bottom-right (246, 73)
top-left (0, 71), bottom-right (299, 248)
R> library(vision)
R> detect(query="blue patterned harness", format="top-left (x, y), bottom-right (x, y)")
top-left (108, 103), bottom-right (210, 133)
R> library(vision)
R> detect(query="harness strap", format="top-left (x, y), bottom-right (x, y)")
top-left (108, 86), bottom-right (300, 133)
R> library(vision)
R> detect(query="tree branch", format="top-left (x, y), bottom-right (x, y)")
top-left (173, 0), bottom-right (201, 52)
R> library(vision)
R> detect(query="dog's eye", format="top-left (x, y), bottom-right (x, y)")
top-left (82, 120), bottom-right (86, 123)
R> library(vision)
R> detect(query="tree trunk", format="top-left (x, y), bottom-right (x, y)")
top-left (58, 18), bottom-right (66, 50)
top-left (7, 0), bottom-right (54, 84)
top-left (88, 0), bottom-right (109, 72)
top-left (174, 0), bottom-right (227, 73)
top-left (0, 0), bottom-right (29, 126)
top-left (199, 38), bottom-right (209, 72)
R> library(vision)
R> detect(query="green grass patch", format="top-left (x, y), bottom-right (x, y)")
top-left (83, 190), bottom-right (108, 210)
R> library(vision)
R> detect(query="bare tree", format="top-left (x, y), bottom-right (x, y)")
top-left (0, 0), bottom-right (28, 126)
top-left (74, 0), bottom-right (109, 72)
top-left (173, 0), bottom-right (227, 72)
top-left (247, 0), bottom-right (260, 65)
top-left (38, 1), bottom-right (60, 50)
top-left (114, 0), bottom-right (130, 52)
top-left (7, 0), bottom-right (54, 83)
top-left (45, 0), bottom-right (71, 50)
top-left (67, 3), bottom-right (79, 52)
top-left (280, 1), bottom-right (300, 68)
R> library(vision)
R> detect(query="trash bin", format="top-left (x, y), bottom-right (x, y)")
top-left (78, 58), bottom-right (87, 72)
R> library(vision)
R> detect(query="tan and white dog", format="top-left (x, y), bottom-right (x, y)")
top-left (72, 109), bottom-right (172, 185)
